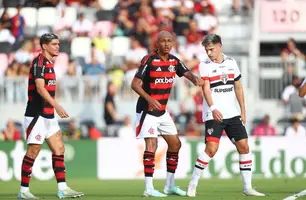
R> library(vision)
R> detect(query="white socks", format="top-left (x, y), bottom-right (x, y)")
top-left (58, 182), bottom-right (68, 191)
top-left (190, 151), bottom-right (212, 186)
top-left (20, 186), bottom-right (29, 193)
top-left (165, 172), bottom-right (175, 189)
top-left (239, 153), bottom-right (252, 190)
top-left (145, 177), bottom-right (154, 191)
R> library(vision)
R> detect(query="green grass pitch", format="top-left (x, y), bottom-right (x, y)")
top-left (1, 178), bottom-right (306, 199)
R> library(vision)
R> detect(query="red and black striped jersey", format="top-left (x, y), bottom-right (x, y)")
top-left (25, 54), bottom-right (56, 119)
top-left (135, 51), bottom-right (189, 117)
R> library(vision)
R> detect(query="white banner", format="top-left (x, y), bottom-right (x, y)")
top-left (97, 137), bottom-right (306, 179)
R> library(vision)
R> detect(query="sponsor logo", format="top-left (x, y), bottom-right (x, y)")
top-left (228, 68), bottom-right (234, 71)
top-left (219, 65), bottom-right (226, 68)
top-left (48, 80), bottom-right (56, 86)
top-left (212, 69), bottom-right (217, 73)
top-left (220, 72), bottom-right (228, 84)
top-left (214, 87), bottom-right (233, 93)
top-left (156, 67), bottom-right (162, 71)
top-left (154, 76), bottom-right (175, 84)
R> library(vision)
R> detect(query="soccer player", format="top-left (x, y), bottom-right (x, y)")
top-left (18, 33), bottom-right (84, 199)
top-left (131, 30), bottom-right (204, 197)
top-left (186, 34), bottom-right (265, 197)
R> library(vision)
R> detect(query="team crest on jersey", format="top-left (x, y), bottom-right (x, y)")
top-left (220, 72), bottom-right (228, 84)
top-left (168, 65), bottom-right (175, 72)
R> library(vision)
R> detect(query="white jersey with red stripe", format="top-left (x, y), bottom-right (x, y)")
top-left (199, 54), bottom-right (241, 122)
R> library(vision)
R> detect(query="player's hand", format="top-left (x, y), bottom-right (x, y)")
top-left (147, 97), bottom-right (162, 111)
top-left (241, 112), bottom-right (246, 125)
top-left (212, 109), bottom-right (223, 122)
top-left (194, 77), bottom-right (205, 86)
top-left (55, 104), bottom-right (69, 118)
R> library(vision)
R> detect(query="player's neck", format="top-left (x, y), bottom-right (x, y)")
top-left (42, 51), bottom-right (53, 62)
top-left (213, 54), bottom-right (224, 64)
top-left (156, 50), bottom-right (168, 61)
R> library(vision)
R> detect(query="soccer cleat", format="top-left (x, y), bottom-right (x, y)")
top-left (143, 189), bottom-right (167, 197)
top-left (57, 187), bottom-right (84, 199)
top-left (17, 191), bottom-right (39, 199)
top-left (187, 184), bottom-right (197, 197)
top-left (243, 188), bottom-right (265, 196)
top-left (164, 186), bottom-right (187, 196)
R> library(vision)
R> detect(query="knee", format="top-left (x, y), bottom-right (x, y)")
top-left (146, 140), bottom-right (158, 153)
top-left (53, 144), bottom-right (65, 155)
top-left (238, 144), bottom-right (249, 154)
top-left (205, 144), bottom-right (218, 158)
top-left (168, 138), bottom-right (181, 152)
top-left (26, 145), bottom-right (41, 159)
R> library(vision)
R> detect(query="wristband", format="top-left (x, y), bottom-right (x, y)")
top-left (210, 105), bottom-right (216, 111)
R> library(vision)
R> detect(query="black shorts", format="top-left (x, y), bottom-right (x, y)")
top-left (204, 116), bottom-right (248, 143)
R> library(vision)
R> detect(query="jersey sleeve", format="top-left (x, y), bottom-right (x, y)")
top-left (198, 62), bottom-right (210, 80)
top-left (33, 60), bottom-right (44, 79)
top-left (176, 60), bottom-right (189, 77)
top-left (134, 55), bottom-right (150, 80)
top-left (233, 59), bottom-right (241, 81)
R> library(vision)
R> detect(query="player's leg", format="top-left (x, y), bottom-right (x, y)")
top-left (18, 116), bottom-right (45, 199)
top-left (187, 119), bottom-right (224, 197)
top-left (225, 116), bottom-right (265, 196)
top-left (136, 112), bottom-right (167, 197)
top-left (45, 118), bottom-right (84, 199)
top-left (158, 111), bottom-right (186, 196)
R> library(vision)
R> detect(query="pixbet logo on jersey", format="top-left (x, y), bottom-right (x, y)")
top-left (154, 76), bottom-right (175, 84)
top-left (48, 80), bottom-right (56, 86)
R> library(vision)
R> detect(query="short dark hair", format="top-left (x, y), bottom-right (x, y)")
top-left (40, 33), bottom-right (59, 47)
top-left (201, 34), bottom-right (222, 47)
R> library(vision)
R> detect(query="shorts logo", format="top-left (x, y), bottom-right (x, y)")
top-left (207, 128), bottom-right (213, 135)
top-left (148, 127), bottom-right (155, 135)
top-left (35, 134), bottom-right (42, 141)
top-left (220, 72), bottom-right (228, 84)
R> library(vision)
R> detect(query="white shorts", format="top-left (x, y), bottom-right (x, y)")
top-left (24, 116), bottom-right (60, 144)
top-left (135, 111), bottom-right (177, 139)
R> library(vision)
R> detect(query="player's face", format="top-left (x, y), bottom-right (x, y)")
top-left (205, 43), bottom-right (222, 61)
top-left (44, 39), bottom-right (60, 57)
top-left (158, 37), bottom-right (172, 54)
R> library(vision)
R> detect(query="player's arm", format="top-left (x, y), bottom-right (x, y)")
top-left (131, 57), bottom-right (161, 110)
top-left (234, 80), bottom-right (246, 124)
top-left (33, 63), bottom-right (68, 118)
top-left (176, 59), bottom-right (204, 86)
top-left (299, 79), bottom-right (306, 97)
top-left (183, 71), bottom-right (204, 86)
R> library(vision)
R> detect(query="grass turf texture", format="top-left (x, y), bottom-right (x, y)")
top-left (1, 178), bottom-right (306, 199)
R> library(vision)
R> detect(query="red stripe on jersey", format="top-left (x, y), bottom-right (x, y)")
top-left (152, 60), bottom-right (178, 67)
top-left (38, 54), bottom-right (44, 67)
top-left (45, 73), bottom-right (56, 79)
top-left (45, 63), bottom-right (54, 68)
top-left (45, 85), bottom-right (56, 91)
top-left (141, 52), bottom-right (155, 65)
top-left (29, 73), bottom-right (33, 79)
top-left (197, 159), bottom-right (208, 165)
top-left (150, 83), bottom-right (173, 89)
top-left (150, 93), bottom-right (170, 100)
top-left (28, 85), bottom-right (35, 91)
top-left (150, 71), bottom-right (176, 78)
top-left (209, 75), bottom-right (220, 82)
top-left (239, 160), bottom-right (252, 164)
top-left (43, 108), bottom-right (54, 114)
top-left (28, 96), bottom-right (33, 101)
top-left (202, 76), bottom-right (209, 80)
top-left (228, 73), bottom-right (234, 78)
